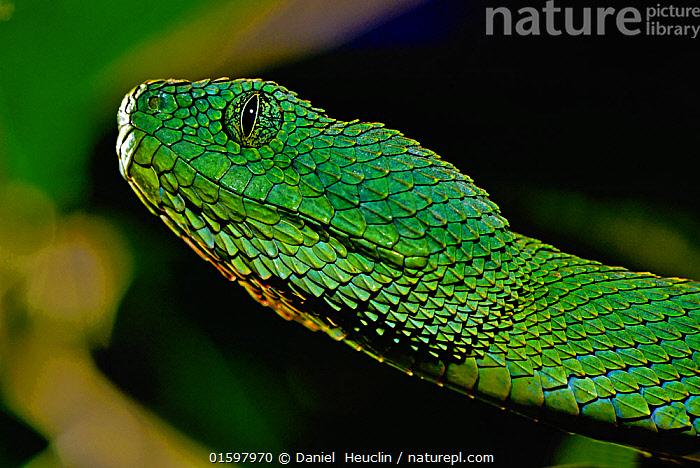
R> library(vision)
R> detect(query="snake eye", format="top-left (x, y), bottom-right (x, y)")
top-left (225, 90), bottom-right (282, 148)
top-left (240, 93), bottom-right (259, 139)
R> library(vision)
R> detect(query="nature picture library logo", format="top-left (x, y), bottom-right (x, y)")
top-left (485, 1), bottom-right (700, 38)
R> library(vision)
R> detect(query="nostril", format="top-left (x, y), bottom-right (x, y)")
top-left (147, 96), bottom-right (160, 111)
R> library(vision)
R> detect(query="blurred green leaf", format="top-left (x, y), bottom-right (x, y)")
top-left (0, 0), bottom-right (229, 205)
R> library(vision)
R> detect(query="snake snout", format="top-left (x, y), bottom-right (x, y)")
top-left (115, 83), bottom-right (164, 215)
top-left (116, 84), bottom-right (145, 178)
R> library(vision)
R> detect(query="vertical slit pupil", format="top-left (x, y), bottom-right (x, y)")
top-left (241, 93), bottom-right (259, 139)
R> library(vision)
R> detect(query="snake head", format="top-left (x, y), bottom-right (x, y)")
top-left (117, 78), bottom-right (327, 216)
top-left (117, 77), bottom-right (519, 361)
top-left (117, 77), bottom-right (348, 331)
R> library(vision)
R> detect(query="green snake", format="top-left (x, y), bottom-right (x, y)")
top-left (116, 78), bottom-right (700, 462)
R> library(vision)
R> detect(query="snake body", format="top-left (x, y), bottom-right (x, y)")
top-left (117, 78), bottom-right (700, 461)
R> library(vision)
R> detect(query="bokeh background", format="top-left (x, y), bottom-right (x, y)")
top-left (1, 0), bottom-right (698, 466)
